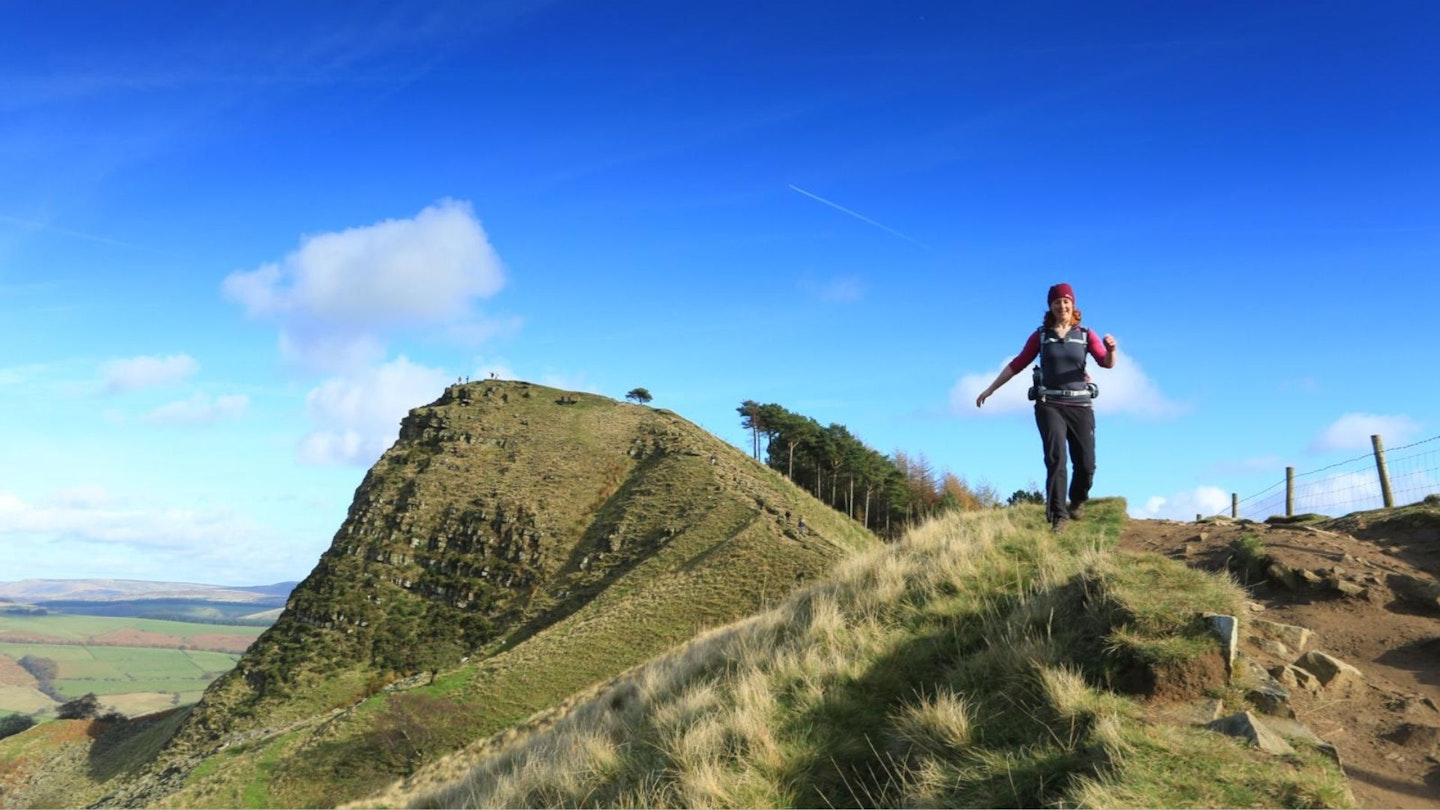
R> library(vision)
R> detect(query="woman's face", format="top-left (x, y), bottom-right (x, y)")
top-left (1050, 296), bottom-right (1074, 321)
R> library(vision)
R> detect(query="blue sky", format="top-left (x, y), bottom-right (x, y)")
top-left (3, 1), bottom-right (1437, 586)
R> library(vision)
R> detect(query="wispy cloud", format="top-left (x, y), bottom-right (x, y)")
top-left (788, 185), bottom-right (930, 248)
top-left (0, 487), bottom-right (310, 585)
top-left (1309, 412), bottom-right (1422, 453)
top-left (1209, 454), bottom-right (1286, 476)
top-left (97, 353), bottom-right (198, 395)
top-left (0, 364), bottom-right (49, 386)
top-left (800, 274), bottom-right (864, 303)
top-left (0, 487), bottom-right (257, 551)
top-left (146, 393), bottom-right (250, 425)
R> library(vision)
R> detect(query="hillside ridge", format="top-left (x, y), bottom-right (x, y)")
top-left (30, 379), bottom-right (877, 809)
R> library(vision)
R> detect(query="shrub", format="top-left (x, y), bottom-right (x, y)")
top-left (56, 693), bottom-right (101, 720)
top-left (0, 714), bottom-right (36, 740)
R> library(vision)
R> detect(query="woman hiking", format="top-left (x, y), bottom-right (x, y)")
top-left (975, 283), bottom-right (1117, 532)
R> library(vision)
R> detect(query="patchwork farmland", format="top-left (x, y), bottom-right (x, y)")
top-left (0, 614), bottom-right (264, 721)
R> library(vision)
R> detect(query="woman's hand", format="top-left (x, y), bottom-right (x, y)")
top-left (1103, 334), bottom-right (1117, 352)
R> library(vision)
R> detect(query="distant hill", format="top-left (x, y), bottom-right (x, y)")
top-left (64, 380), bottom-right (877, 808)
top-left (0, 579), bottom-right (296, 625)
top-left (0, 579), bottom-right (297, 604)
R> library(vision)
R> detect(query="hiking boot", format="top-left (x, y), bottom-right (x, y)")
top-left (1068, 501), bottom-right (1085, 521)
top-left (1051, 517), bottom-right (1069, 533)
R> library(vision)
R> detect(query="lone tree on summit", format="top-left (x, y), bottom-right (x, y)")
top-left (626, 387), bottom-right (653, 404)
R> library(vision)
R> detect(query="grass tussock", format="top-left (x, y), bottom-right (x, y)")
top-left (392, 498), bottom-right (1348, 809)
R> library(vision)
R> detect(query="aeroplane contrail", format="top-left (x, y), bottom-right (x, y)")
top-left (0, 214), bottom-right (147, 251)
top-left (788, 184), bottom-right (930, 249)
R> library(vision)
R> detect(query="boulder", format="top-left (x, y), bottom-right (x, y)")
top-left (1388, 573), bottom-right (1440, 612)
top-left (1269, 663), bottom-right (1322, 692)
top-left (1266, 562), bottom-right (1300, 590)
top-left (1252, 619), bottom-right (1312, 652)
top-left (1206, 711), bottom-right (1297, 756)
top-left (1326, 576), bottom-right (1365, 598)
top-left (1251, 637), bottom-right (1291, 658)
top-left (1247, 679), bottom-right (1295, 718)
top-left (1294, 650), bottom-right (1364, 693)
top-left (1264, 717), bottom-right (1342, 765)
top-left (1204, 613), bottom-right (1238, 678)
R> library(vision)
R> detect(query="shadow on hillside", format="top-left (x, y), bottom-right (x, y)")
top-left (1376, 637), bottom-right (1440, 687)
top-left (86, 707), bottom-right (187, 784)
top-left (1346, 763), bottom-right (1440, 804)
top-left (497, 452), bottom-right (681, 653)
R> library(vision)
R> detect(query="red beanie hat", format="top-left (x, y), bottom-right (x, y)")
top-left (1048, 283), bottom-right (1075, 304)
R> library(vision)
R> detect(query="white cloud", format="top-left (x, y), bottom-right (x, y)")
top-left (0, 487), bottom-right (257, 551)
top-left (1309, 413), bottom-right (1422, 453)
top-left (950, 358), bottom-right (1033, 416)
top-left (1092, 354), bottom-right (1184, 418)
top-left (97, 353), bottom-right (198, 394)
top-left (146, 393), bottom-right (249, 425)
top-left (297, 356), bottom-right (450, 466)
top-left (950, 350), bottom-right (1182, 419)
top-left (1131, 485), bottom-right (1230, 521)
top-left (0, 487), bottom-right (314, 585)
top-left (223, 199), bottom-right (506, 371)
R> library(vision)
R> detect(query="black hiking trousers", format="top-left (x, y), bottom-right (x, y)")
top-left (1035, 401), bottom-right (1096, 523)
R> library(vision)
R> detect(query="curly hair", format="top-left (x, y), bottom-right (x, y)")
top-left (1042, 308), bottom-right (1083, 330)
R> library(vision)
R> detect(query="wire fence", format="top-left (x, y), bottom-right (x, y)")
top-left (1218, 433), bottom-right (1440, 522)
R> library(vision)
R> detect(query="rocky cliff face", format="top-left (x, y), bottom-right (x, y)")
top-left (97, 380), bottom-right (875, 807)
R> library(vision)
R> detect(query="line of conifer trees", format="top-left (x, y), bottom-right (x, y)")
top-left (737, 400), bottom-right (1011, 538)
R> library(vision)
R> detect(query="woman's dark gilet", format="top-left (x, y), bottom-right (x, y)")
top-left (1038, 326), bottom-right (1091, 393)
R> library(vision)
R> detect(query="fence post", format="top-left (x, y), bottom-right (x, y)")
top-left (1285, 467), bottom-right (1295, 517)
top-left (1232, 493), bottom-right (1238, 519)
top-left (1372, 434), bottom-right (1395, 508)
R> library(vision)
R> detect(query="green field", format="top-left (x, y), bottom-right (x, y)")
top-left (0, 614), bottom-right (261, 721)
top-left (0, 613), bottom-right (267, 644)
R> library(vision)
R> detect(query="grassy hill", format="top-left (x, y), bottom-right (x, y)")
top-left (0, 380), bottom-right (875, 808)
top-left (370, 500), bottom-right (1351, 809)
top-left (0, 381), bottom-right (1353, 809)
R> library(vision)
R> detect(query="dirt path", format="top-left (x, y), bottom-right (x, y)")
top-left (1118, 510), bottom-right (1440, 809)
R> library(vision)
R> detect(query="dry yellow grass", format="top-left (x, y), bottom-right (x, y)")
top-left (359, 499), bottom-right (1349, 810)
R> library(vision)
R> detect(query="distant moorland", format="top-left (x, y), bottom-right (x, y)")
top-left (0, 599), bottom-right (273, 722)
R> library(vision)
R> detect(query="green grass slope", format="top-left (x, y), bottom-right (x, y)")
top-left (48, 381), bottom-right (877, 809)
top-left (376, 499), bottom-right (1351, 810)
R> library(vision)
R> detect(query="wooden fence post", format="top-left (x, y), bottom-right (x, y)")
top-left (1285, 466), bottom-right (1295, 517)
top-left (1232, 493), bottom-right (1238, 519)
top-left (1372, 434), bottom-right (1395, 508)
